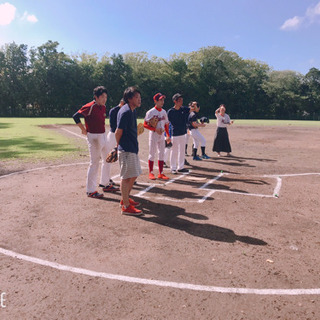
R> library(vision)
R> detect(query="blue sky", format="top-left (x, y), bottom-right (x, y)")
top-left (0, 0), bottom-right (319, 74)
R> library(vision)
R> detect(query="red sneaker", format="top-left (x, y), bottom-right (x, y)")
top-left (121, 205), bottom-right (143, 216)
top-left (158, 173), bottom-right (169, 180)
top-left (149, 172), bottom-right (156, 180)
top-left (120, 198), bottom-right (141, 207)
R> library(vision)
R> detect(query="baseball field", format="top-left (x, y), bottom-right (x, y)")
top-left (0, 118), bottom-right (320, 319)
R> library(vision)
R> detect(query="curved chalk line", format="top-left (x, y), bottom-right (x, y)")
top-left (1, 161), bottom-right (320, 295)
top-left (0, 247), bottom-right (319, 296)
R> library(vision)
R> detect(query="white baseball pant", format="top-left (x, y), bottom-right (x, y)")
top-left (170, 134), bottom-right (186, 171)
top-left (105, 131), bottom-right (117, 185)
top-left (190, 128), bottom-right (206, 149)
top-left (86, 132), bottom-right (109, 193)
top-left (148, 132), bottom-right (165, 161)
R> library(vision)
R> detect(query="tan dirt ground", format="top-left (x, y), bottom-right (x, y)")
top-left (0, 123), bottom-right (320, 320)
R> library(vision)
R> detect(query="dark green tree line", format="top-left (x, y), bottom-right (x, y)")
top-left (0, 41), bottom-right (319, 120)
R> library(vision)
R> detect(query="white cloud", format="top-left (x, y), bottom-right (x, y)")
top-left (281, 1), bottom-right (320, 31)
top-left (0, 2), bottom-right (16, 26)
top-left (27, 14), bottom-right (38, 23)
top-left (306, 2), bottom-right (320, 21)
top-left (21, 11), bottom-right (38, 23)
top-left (280, 16), bottom-right (303, 31)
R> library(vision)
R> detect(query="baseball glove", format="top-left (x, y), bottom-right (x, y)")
top-left (137, 122), bottom-right (144, 136)
top-left (165, 140), bottom-right (172, 148)
top-left (148, 116), bottom-right (159, 128)
top-left (200, 116), bottom-right (210, 124)
top-left (106, 147), bottom-right (118, 163)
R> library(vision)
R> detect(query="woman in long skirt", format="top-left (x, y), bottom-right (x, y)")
top-left (212, 104), bottom-right (234, 157)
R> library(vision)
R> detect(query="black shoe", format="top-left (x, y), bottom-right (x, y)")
top-left (184, 159), bottom-right (190, 165)
top-left (109, 179), bottom-right (115, 185)
top-left (177, 168), bottom-right (189, 173)
top-left (163, 162), bottom-right (169, 168)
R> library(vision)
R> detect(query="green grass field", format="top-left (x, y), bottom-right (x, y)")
top-left (0, 118), bottom-right (319, 161)
top-left (0, 118), bottom-right (82, 161)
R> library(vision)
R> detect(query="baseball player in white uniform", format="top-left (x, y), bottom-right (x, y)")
top-left (144, 93), bottom-right (171, 180)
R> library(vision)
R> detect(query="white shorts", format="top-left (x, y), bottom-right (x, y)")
top-left (118, 151), bottom-right (142, 179)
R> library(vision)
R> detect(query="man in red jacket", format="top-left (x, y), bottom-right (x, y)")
top-left (73, 86), bottom-right (116, 198)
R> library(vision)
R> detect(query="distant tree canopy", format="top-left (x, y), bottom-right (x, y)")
top-left (0, 40), bottom-right (319, 119)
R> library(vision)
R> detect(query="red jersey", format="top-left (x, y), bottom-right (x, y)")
top-left (78, 100), bottom-right (106, 133)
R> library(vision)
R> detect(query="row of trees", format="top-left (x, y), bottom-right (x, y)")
top-left (0, 41), bottom-right (319, 119)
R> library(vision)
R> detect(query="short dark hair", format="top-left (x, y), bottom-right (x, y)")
top-left (123, 86), bottom-right (141, 103)
top-left (172, 93), bottom-right (183, 102)
top-left (93, 86), bottom-right (108, 98)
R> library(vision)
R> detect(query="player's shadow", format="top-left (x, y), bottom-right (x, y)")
top-left (138, 201), bottom-right (267, 246)
top-left (219, 176), bottom-right (270, 185)
top-left (135, 185), bottom-right (213, 201)
top-left (170, 179), bottom-right (248, 194)
top-left (219, 155), bottom-right (277, 163)
top-left (209, 160), bottom-right (256, 168)
top-left (188, 164), bottom-right (240, 174)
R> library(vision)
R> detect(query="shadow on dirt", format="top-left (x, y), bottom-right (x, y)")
top-left (210, 154), bottom-right (277, 163)
top-left (137, 200), bottom-right (267, 246)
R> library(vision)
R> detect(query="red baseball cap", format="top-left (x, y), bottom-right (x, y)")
top-left (153, 93), bottom-right (166, 101)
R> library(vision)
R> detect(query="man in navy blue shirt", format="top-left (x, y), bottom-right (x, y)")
top-left (167, 93), bottom-right (190, 174)
top-left (115, 87), bottom-right (143, 216)
top-left (103, 98), bottom-right (125, 189)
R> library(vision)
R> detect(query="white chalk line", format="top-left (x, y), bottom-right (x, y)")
top-left (1, 162), bottom-right (319, 202)
top-left (136, 195), bottom-right (201, 203)
top-left (1, 247), bottom-right (319, 296)
top-left (0, 162), bottom-right (90, 180)
top-left (56, 127), bottom-right (276, 200)
top-left (60, 127), bottom-right (87, 140)
top-left (1, 163), bottom-right (320, 295)
top-left (273, 177), bottom-right (282, 197)
top-left (264, 173), bottom-right (320, 178)
top-left (198, 172), bottom-right (224, 203)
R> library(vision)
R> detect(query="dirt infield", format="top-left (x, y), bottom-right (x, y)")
top-left (1, 123), bottom-right (320, 319)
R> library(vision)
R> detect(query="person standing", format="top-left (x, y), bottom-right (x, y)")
top-left (115, 87), bottom-right (143, 216)
top-left (72, 86), bottom-right (109, 198)
top-left (167, 93), bottom-right (190, 174)
top-left (188, 101), bottom-right (210, 160)
top-left (103, 98), bottom-right (125, 190)
top-left (212, 104), bottom-right (234, 157)
top-left (144, 93), bottom-right (170, 180)
top-left (163, 122), bottom-right (172, 168)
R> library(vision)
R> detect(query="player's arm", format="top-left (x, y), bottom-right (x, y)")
top-left (72, 111), bottom-right (87, 135)
top-left (143, 119), bottom-right (156, 131)
top-left (164, 123), bottom-right (171, 142)
top-left (192, 120), bottom-right (205, 128)
top-left (115, 128), bottom-right (123, 148)
top-left (215, 107), bottom-right (221, 118)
